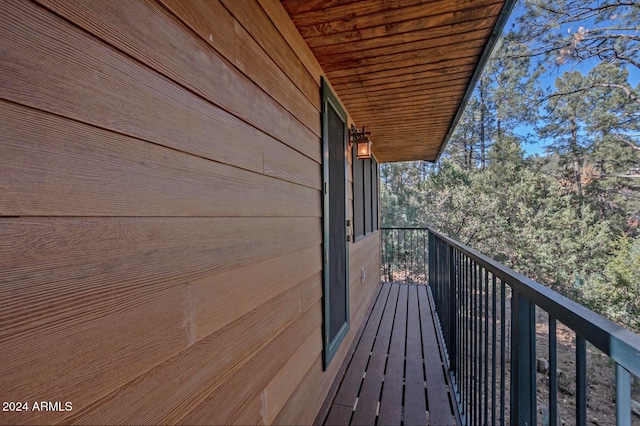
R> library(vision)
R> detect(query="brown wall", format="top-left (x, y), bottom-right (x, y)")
top-left (0, 0), bottom-right (379, 424)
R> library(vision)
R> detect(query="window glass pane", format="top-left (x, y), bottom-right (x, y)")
top-left (364, 157), bottom-right (372, 235)
top-left (353, 144), bottom-right (364, 238)
top-left (372, 159), bottom-right (379, 230)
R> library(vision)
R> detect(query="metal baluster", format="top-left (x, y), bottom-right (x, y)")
top-left (549, 316), bottom-right (557, 426)
top-left (420, 231), bottom-right (427, 284)
top-left (457, 251), bottom-right (462, 409)
top-left (470, 262), bottom-right (478, 424)
top-left (410, 229), bottom-right (414, 283)
top-left (460, 253), bottom-right (465, 421)
top-left (457, 252), bottom-right (464, 406)
top-left (576, 335), bottom-right (587, 426)
top-left (462, 254), bottom-right (468, 423)
top-left (403, 229), bottom-right (407, 284)
top-left (466, 255), bottom-right (471, 423)
top-left (449, 245), bottom-right (457, 375)
top-left (484, 268), bottom-right (489, 425)
top-left (500, 280), bottom-right (506, 426)
top-left (492, 274), bottom-right (497, 426)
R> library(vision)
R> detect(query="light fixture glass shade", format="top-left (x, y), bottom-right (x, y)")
top-left (356, 137), bottom-right (372, 159)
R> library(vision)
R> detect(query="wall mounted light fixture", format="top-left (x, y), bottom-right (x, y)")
top-left (350, 125), bottom-right (373, 160)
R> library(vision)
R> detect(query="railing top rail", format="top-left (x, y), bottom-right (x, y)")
top-left (381, 227), bottom-right (429, 231)
top-left (428, 227), bottom-right (640, 378)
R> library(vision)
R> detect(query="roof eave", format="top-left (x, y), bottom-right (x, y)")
top-left (432, 0), bottom-right (518, 163)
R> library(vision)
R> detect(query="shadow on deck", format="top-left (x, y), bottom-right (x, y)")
top-left (315, 282), bottom-right (460, 425)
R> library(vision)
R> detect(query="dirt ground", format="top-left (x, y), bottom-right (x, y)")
top-left (534, 311), bottom-right (640, 426)
top-left (448, 293), bottom-right (639, 426)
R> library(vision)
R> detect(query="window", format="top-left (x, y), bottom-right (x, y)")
top-left (352, 144), bottom-right (379, 240)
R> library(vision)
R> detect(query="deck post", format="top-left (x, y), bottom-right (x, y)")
top-left (510, 290), bottom-right (537, 426)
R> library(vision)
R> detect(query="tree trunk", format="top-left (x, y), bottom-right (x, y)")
top-left (480, 80), bottom-right (486, 170)
top-left (571, 117), bottom-right (582, 198)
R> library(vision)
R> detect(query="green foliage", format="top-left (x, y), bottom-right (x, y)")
top-left (581, 235), bottom-right (640, 331)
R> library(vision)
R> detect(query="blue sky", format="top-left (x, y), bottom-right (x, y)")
top-left (516, 69), bottom-right (640, 157)
top-left (496, 1), bottom-right (640, 157)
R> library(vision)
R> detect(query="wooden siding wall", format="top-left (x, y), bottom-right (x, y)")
top-left (0, 0), bottom-right (380, 424)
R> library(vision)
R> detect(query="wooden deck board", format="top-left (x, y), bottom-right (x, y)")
top-left (325, 404), bottom-right (354, 425)
top-left (405, 285), bottom-right (428, 425)
top-left (350, 285), bottom-right (399, 426)
top-left (377, 285), bottom-right (407, 425)
top-left (332, 284), bottom-right (391, 407)
top-left (319, 283), bottom-right (459, 425)
top-left (419, 285), bottom-right (458, 426)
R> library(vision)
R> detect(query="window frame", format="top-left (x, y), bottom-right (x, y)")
top-left (352, 143), bottom-right (380, 242)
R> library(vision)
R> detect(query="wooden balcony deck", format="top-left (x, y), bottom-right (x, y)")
top-left (316, 282), bottom-right (460, 426)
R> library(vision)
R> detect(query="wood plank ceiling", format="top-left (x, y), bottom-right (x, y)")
top-left (281, 0), bottom-right (514, 163)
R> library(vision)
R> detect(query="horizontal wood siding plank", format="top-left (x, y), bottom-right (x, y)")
top-left (263, 324), bottom-right (323, 423)
top-left (62, 284), bottom-right (303, 424)
top-left (0, 217), bottom-right (320, 339)
top-left (273, 353), bottom-right (324, 425)
top-left (0, 284), bottom-right (188, 425)
top-left (300, 271), bottom-right (323, 313)
top-left (29, 0), bottom-right (321, 163)
top-left (300, 67), bottom-right (321, 110)
top-left (155, 0), bottom-right (237, 63)
top-left (1, 0), bottom-right (261, 173)
top-left (182, 305), bottom-right (322, 424)
top-left (256, 0), bottom-right (325, 84)
top-left (233, 20), bottom-right (319, 134)
top-left (234, 396), bottom-right (266, 426)
top-left (190, 245), bottom-right (321, 341)
top-left (276, 283), bottom-right (379, 425)
top-left (219, 0), bottom-right (300, 95)
top-left (217, 0), bottom-right (320, 112)
top-left (0, 101), bottom-right (319, 217)
top-left (263, 133), bottom-right (322, 190)
top-left (159, 0), bottom-right (321, 162)
top-left (157, 0), bottom-right (323, 148)
top-left (349, 234), bottom-right (381, 324)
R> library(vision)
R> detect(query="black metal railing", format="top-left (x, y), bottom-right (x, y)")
top-left (380, 227), bottom-right (429, 284)
top-left (381, 227), bottom-right (640, 425)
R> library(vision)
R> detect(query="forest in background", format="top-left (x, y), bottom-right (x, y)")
top-left (380, 0), bottom-right (640, 332)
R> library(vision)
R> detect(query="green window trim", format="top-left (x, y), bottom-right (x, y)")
top-left (352, 145), bottom-right (380, 242)
top-left (321, 78), bottom-right (350, 369)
